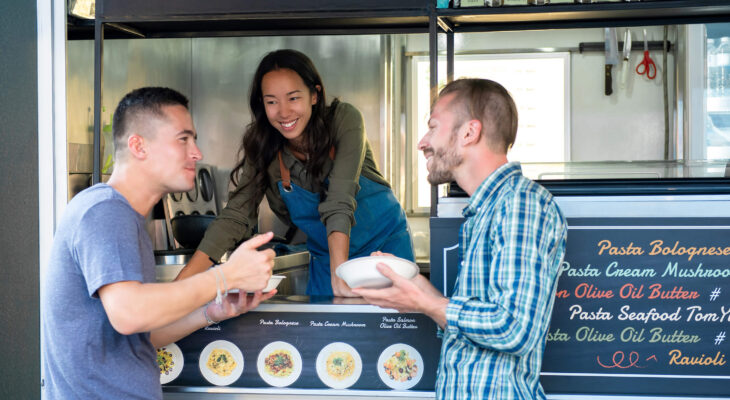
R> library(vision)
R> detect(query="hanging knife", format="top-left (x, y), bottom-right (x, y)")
top-left (604, 27), bottom-right (620, 96)
top-left (620, 28), bottom-right (632, 90)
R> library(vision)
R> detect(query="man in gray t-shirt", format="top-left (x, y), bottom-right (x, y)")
top-left (41, 87), bottom-right (277, 399)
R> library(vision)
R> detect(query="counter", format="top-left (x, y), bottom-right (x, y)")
top-left (430, 193), bottom-right (730, 399)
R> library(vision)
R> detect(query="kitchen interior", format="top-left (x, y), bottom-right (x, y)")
top-left (67, 24), bottom-right (730, 286)
top-left (59, 1), bottom-right (730, 398)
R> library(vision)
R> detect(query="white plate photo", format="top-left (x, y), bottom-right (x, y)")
top-left (335, 255), bottom-right (418, 289)
top-left (315, 342), bottom-right (362, 389)
top-left (256, 341), bottom-right (303, 387)
top-left (157, 342), bottom-right (184, 385)
top-left (377, 343), bottom-right (424, 390)
top-left (198, 340), bottom-right (244, 386)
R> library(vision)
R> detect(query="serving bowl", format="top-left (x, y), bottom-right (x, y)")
top-left (229, 274), bottom-right (286, 294)
top-left (261, 275), bottom-right (286, 293)
top-left (335, 255), bottom-right (418, 289)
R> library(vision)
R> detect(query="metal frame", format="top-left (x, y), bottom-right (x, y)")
top-left (85, 1), bottom-right (730, 399)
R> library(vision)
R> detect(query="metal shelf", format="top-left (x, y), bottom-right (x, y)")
top-left (70, 0), bottom-right (433, 40)
top-left (437, 0), bottom-right (730, 32)
top-left (539, 178), bottom-right (730, 196)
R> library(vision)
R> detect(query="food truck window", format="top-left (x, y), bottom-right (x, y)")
top-left (409, 52), bottom-right (570, 210)
top-left (403, 25), bottom-right (730, 211)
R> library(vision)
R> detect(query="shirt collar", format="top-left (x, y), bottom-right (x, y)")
top-left (462, 161), bottom-right (522, 218)
top-left (281, 146), bottom-right (300, 169)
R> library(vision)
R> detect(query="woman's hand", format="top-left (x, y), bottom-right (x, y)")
top-left (206, 290), bottom-right (277, 323)
top-left (331, 274), bottom-right (358, 297)
top-left (328, 231), bottom-right (358, 297)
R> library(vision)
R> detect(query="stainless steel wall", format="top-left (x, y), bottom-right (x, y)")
top-left (67, 39), bottom-right (192, 169)
top-left (67, 35), bottom-right (385, 212)
top-left (190, 35), bottom-right (384, 206)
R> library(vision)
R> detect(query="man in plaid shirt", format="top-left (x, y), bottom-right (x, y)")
top-left (355, 78), bottom-right (567, 399)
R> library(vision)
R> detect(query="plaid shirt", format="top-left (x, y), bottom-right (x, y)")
top-left (436, 162), bottom-right (567, 400)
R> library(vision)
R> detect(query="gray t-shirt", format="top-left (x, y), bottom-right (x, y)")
top-left (41, 183), bottom-right (160, 399)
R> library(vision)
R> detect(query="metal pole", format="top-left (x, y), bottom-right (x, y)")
top-left (429, 5), bottom-right (439, 217)
top-left (93, 21), bottom-right (104, 184)
top-left (447, 29), bottom-right (454, 83)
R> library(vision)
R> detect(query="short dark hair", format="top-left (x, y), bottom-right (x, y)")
top-left (439, 78), bottom-right (518, 153)
top-left (112, 87), bottom-right (189, 154)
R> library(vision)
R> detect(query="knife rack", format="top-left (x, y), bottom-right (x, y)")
top-left (578, 40), bottom-right (672, 53)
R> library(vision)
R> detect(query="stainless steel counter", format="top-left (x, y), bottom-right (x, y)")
top-left (273, 251), bottom-right (309, 272)
top-left (271, 251), bottom-right (309, 295)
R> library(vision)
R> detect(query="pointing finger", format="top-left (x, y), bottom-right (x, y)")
top-left (241, 231), bottom-right (274, 250)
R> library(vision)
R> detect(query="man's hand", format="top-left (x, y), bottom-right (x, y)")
top-left (206, 290), bottom-right (277, 323)
top-left (369, 250), bottom-right (394, 257)
top-left (353, 263), bottom-right (449, 328)
top-left (221, 232), bottom-right (275, 292)
top-left (331, 274), bottom-right (358, 297)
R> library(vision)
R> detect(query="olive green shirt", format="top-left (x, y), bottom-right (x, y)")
top-left (198, 102), bottom-right (390, 261)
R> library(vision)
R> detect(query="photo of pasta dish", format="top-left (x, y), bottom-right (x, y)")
top-left (157, 347), bottom-right (175, 375)
top-left (383, 349), bottom-right (418, 382)
top-left (206, 348), bottom-right (237, 377)
top-left (264, 349), bottom-right (294, 377)
top-left (326, 351), bottom-right (355, 380)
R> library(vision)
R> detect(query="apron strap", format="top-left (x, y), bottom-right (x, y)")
top-left (277, 150), bottom-right (292, 191)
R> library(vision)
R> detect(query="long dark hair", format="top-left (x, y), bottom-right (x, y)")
top-left (230, 49), bottom-right (338, 202)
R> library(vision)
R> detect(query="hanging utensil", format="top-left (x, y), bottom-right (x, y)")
top-left (636, 28), bottom-right (657, 80)
top-left (604, 27), bottom-right (620, 96)
top-left (620, 28), bottom-right (632, 90)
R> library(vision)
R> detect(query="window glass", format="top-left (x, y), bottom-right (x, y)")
top-left (412, 53), bottom-right (570, 208)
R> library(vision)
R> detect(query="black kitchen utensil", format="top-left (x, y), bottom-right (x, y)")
top-left (170, 214), bottom-right (216, 249)
top-left (605, 27), bottom-right (619, 96)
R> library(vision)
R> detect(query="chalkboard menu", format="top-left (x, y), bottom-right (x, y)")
top-left (164, 306), bottom-right (441, 392)
top-left (541, 217), bottom-right (730, 397)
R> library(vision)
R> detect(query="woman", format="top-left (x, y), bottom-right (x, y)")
top-left (177, 49), bottom-right (413, 296)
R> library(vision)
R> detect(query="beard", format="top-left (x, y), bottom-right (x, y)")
top-left (425, 145), bottom-right (462, 185)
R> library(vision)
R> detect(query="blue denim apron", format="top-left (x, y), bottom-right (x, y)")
top-left (277, 151), bottom-right (414, 296)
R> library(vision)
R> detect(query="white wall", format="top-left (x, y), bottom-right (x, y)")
top-left (405, 27), bottom-right (676, 162)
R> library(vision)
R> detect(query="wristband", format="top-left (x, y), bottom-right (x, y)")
top-left (203, 306), bottom-right (218, 326)
top-left (212, 265), bottom-right (222, 305)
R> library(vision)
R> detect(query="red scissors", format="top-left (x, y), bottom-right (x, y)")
top-left (636, 29), bottom-right (656, 79)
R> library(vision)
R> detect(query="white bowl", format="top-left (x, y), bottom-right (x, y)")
top-left (336, 256), bottom-right (418, 289)
top-left (229, 275), bottom-right (285, 294)
top-left (261, 275), bottom-right (285, 293)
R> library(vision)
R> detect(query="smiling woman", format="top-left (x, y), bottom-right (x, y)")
top-left (175, 49), bottom-right (415, 298)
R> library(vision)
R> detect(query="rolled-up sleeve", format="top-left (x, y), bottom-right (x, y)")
top-left (317, 103), bottom-right (366, 237)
